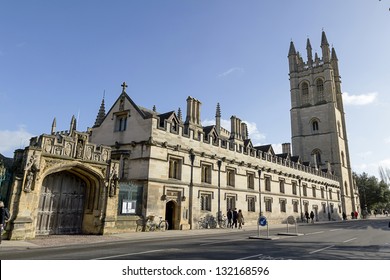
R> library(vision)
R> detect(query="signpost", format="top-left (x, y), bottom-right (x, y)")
top-left (286, 215), bottom-right (298, 234)
top-left (257, 215), bottom-right (269, 238)
top-left (249, 215), bottom-right (279, 240)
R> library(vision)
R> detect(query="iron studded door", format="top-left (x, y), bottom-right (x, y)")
top-left (36, 171), bottom-right (85, 235)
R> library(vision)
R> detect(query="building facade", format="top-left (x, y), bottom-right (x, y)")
top-left (4, 32), bottom-right (359, 240)
top-left (288, 31), bottom-right (359, 215)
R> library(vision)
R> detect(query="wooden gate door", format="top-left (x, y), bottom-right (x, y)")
top-left (36, 171), bottom-right (86, 235)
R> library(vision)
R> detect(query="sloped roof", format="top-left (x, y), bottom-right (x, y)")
top-left (96, 91), bottom-right (149, 126)
top-left (255, 144), bottom-right (275, 155)
top-left (0, 154), bottom-right (13, 167)
top-left (244, 139), bottom-right (253, 149)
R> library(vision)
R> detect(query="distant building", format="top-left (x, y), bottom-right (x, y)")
top-left (4, 32), bottom-right (359, 240)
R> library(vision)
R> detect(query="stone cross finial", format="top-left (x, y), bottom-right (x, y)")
top-left (121, 82), bottom-right (128, 93)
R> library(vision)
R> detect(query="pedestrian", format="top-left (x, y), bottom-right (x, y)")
top-left (351, 211), bottom-right (355, 219)
top-left (310, 211), bottom-right (315, 223)
top-left (237, 209), bottom-right (244, 229)
top-left (342, 212), bottom-right (347, 220)
top-left (227, 209), bottom-right (232, 228)
top-left (305, 211), bottom-right (309, 223)
top-left (232, 208), bottom-right (238, 228)
top-left (354, 211), bottom-right (358, 219)
top-left (0, 201), bottom-right (7, 244)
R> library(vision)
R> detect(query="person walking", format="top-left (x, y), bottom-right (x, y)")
top-left (237, 209), bottom-right (244, 229)
top-left (232, 208), bottom-right (238, 228)
top-left (227, 209), bottom-right (233, 228)
top-left (304, 211), bottom-right (309, 223)
top-left (0, 201), bottom-right (6, 244)
top-left (310, 210), bottom-right (315, 223)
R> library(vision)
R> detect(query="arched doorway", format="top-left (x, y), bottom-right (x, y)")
top-left (36, 171), bottom-right (86, 235)
top-left (165, 200), bottom-right (177, 230)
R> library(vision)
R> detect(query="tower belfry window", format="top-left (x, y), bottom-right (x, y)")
top-left (316, 79), bottom-right (324, 102)
top-left (301, 82), bottom-right (309, 105)
top-left (312, 120), bottom-right (319, 132)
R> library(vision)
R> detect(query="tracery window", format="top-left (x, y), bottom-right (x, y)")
top-left (316, 79), bottom-right (324, 102)
top-left (301, 82), bottom-right (309, 105)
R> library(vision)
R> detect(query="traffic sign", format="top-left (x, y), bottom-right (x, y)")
top-left (259, 216), bottom-right (267, 226)
top-left (287, 215), bottom-right (295, 225)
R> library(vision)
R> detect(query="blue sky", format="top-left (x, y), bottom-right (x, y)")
top-left (1, 0), bottom-right (390, 178)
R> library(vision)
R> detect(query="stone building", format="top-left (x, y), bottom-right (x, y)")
top-left (4, 31), bottom-right (360, 239)
top-left (288, 31), bottom-right (359, 215)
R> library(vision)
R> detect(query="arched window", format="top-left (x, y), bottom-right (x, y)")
top-left (316, 79), bottom-right (324, 102)
top-left (337, 121), bottom-right (342, 138)
top-left (301, 82), bottom-right (309, 105)
top-left (341, 151), bottom-right (345, 167)
top-left (344, 181), bottom-right (349, 196)
top-left (312, 149), bottom-right (322, 166)
top-left (312, 120), bottom-right (319, 131)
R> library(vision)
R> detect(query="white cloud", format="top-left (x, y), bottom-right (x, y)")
top-left (343, 92), bottom-right (377, 106)
top-left (218, 67), bottom-right (244, 78)
top-left (379, 159), bottom-right (390, 169)
top-left (0, 126), bottom-right (34, 157)
top-left (244, 121), bottom-right (266, 145)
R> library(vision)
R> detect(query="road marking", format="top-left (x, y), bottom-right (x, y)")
top-left (309, 245), bottom-right (334, 254)
top-left (237, 253), bottom-right (292, 260)
top-left (343, 238), bottom-right (357, 243)
top-left (200, 238), bottom-right (243, 246)
top-left (329, 229), bottom-right (343, 232)
top-left (92, 248), bottom-right (179, 260)
top-left (237, 253), bottom-right (264, 260)
top-left (306, 231), bottom-right (324, 235)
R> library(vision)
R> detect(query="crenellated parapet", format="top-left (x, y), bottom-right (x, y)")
top-left (149, 117), bottom-right (340, 184)
top-left (29, 131), bottom-right (111, 163)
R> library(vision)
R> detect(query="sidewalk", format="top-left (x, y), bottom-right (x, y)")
top-left (0, 224), bottom-right (269, 251)
top-left (1, 217), bottom-right (374, 251)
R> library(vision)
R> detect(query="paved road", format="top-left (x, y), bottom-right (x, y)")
top-left (1, 218), bottom-right (389, 260)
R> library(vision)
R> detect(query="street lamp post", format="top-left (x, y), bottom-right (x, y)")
top-left (325, 184), bottom-right (331, 221)
top-left (361, 184), bottom-right (368, 218)
top-left (217, 160), bottom-right (222, 227)
top-left (189, 152), bottom-right (195, 229)
top-left (258, 169), bottom-right (262, 216)
top-left (298, 178), bottom-right (304, 222)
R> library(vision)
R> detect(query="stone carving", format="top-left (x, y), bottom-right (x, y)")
top-left (44, 138), bottom-right (52, 153)
top-left (108, 162), bottom-right (119, 197)
top-left (23, 153), bottom-right (39, 192)
top-left (85, 146), bottom-right (92, 160)
top-left (76, 140), bottom-right (84, 158)
top-left (24, 170), bottom-right (34, 192)
top-left (64, 143), bottom-right (72, 156)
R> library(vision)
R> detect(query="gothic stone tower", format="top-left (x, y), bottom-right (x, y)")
top-left (288, 31), bottom-right (357, 215)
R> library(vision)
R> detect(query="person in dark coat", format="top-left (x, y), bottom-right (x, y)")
top-left (0, 201), bottom-right (5, 244)
top-left (227, 209), bottom-right (233, 228)
top-left (237, 209), bottom-right (244, 229)
top-left (232, 208), bottom-right (238, 228)
top-left (304, 211), bottom-right (310, 223)
top-left (310, 211), bottom-right (315, 223)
